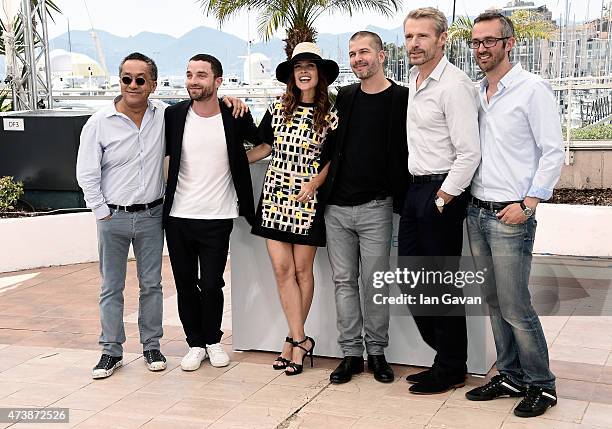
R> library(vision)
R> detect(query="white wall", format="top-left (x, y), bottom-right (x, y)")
top-left (1, 203), bottom-right (610, 273)
top-left (1, 213), bottom-right (98, 273)
top-left (533, 203), bottom-right (612, 257)
top-left (0, 212), bottom-right (168, 273)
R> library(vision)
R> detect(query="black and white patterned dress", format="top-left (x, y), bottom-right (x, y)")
top-left (251, 100), bottom-right (339, 246)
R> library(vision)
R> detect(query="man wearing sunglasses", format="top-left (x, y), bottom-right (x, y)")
top-left (464, 13), bottom-right (564, 418)
top-left (77, 52), bottom-right (167, 379)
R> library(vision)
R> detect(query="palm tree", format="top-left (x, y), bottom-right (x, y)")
top-left (447, 15), bottom-right (473, 43)
top-left (447, 10), bottom-right (556, 44)
top-left (199, 0), bottom-right (403, 59)
top-left (510, 10), bottom-right (556, 41)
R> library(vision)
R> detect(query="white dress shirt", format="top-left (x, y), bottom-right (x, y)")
top-left (471, 63), bottom-right (565, 202)
top-left (76, 96), bottom-right (167, 219)
top-left (170, 109), bottom-right (238, 219)
top-left (406, 56), bottom-right (481, 196)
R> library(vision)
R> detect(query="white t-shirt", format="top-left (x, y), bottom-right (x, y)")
top-left (170, 109), bottom-right (238, 219)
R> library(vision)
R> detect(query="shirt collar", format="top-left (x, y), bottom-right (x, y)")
top-left (409, 55), bottom-right (449, 84)
top-left (104, 95), bottom-right (157, 118)
top-left (480, 62), bottom-right (523, 92)
top-left (429, 55), bottom-right (449, 82)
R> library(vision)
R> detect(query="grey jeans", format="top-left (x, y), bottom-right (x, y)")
top-left (96, 204), bottom-right (164, 357)
top-left (325, 198), bottom-right (393, 356)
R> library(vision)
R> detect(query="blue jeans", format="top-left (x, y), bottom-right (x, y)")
top-left (467, 204), bottom-right (555, 389)
top-left (96, 204), bottom-right (164, 357)
top-left (325, 198), bottom-right (393, 356)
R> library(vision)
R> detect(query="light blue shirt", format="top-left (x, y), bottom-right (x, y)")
top-left (471, 63), bottom-right (564, 202)
top-left (76, 96), bottom-right (166, 219)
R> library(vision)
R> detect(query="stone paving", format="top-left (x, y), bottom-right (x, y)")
top-left (0, 256), bottom-right (611, 428)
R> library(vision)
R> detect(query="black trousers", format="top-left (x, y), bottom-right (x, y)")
top-left (165, 217), bottom-right (233, 347)
top-left (398, 180), bottom-right (469, 377)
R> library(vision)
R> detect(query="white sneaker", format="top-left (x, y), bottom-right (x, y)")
top-left (206, 343), bottom-right (230, 367)
top-left (181, 347), bottom-right (208, 371)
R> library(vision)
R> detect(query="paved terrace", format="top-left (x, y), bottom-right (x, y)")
top-left (0, 256), bottom-right (611, 428)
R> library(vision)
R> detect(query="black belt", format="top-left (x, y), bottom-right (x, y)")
top-left (409, 173), bottom-right (448, 184)
top-left (470, 196), bottom-right (521, 211)
top-left (373, 192), bottom-right (389, 200)
top-left (108, 198), bottom-right (163, 213)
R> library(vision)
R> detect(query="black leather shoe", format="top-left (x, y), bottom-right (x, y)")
top-left (406, 368), bottom-right (433, 384)
top-left (330, 356), bottom-right (364, 384)
top-left (409, 373), bottom-right (465, 395)
top-left (367, 354), bottom-right (394, 383)
top-left (513, 386), bottom-right (557, 418)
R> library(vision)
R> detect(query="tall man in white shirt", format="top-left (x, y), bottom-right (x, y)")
top-left (163, 54), bottom-right (260, 371)
top-left (77, 52), bottom-right (167, 379)
top-left (399, 8), bottom-right (481, 394)
top-left (464, 13), bottom-right (563, 418)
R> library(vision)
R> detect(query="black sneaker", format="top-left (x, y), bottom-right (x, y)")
top-left (92, 354), bottom-right (123, 379)
top-left (465, 374), bottom-right (526, 401)
top-left (143, 349), bottom-right (167, 371)
top-left (513, 386), bottom-right (557, 418)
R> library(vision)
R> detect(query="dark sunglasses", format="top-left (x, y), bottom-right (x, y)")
top-left (121, 76), bottom-right (146, 86)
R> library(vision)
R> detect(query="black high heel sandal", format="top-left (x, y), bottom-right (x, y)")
top-left (285, 336), bottom-right (315, 376)
top-left (272, 336), bottom-right (293, 370)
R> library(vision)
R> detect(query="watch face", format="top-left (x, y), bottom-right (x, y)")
top-left (435, 197), bottom-right (445, 207)
top-left (523, 207), bottom-right (533, 217)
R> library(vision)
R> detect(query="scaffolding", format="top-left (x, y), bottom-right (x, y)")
top-left (4, 0), bottom-right (53, 110)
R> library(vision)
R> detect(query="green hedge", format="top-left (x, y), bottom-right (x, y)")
top-left (567, 124), bottom-right (612, 140)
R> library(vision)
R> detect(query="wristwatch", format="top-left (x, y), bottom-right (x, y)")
top-left (435, 196), bottom-right (445, 209)
top-left (520, 201), bottom-right (534, 218)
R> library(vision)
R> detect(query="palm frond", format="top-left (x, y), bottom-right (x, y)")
top-left (0, 1), bottom-right (62, 55)
top-left (447, 15), bottom-right (473, 44)
top-left (323, 0), bottom-right (402, 18)
top-left (256, 6), bottom-right (289, 41)
top-left (199, 0), bottom-right (404, 54)
top-left (0, 90), bottom-right (13, 112)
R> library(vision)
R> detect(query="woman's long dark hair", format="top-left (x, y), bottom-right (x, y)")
top-left (281, 64), bottom-right (331, 136)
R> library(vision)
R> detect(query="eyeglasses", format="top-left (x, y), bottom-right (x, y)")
top-left (469, 37), bottom-right (509, 49)
top-left (121, 76), bottom-right (146, 86)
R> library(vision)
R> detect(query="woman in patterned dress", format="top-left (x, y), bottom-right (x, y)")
top-left (247, 42), bottom-right (339, 375)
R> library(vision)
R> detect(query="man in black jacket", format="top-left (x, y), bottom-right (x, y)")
top-left (319, 31), bottom-right (409, 385)
top-left (164, 54), bottom-right (259, 371)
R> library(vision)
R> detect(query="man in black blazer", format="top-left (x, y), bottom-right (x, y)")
top-left (318, 31), bottom-right (409, 385)
top-left (164, 54), bottom-right (259, 371)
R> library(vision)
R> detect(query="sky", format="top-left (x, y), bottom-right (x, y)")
top-left (41, 0), bottom-right (604, 41)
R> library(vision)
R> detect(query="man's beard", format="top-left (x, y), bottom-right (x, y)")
top-left (476, 50), bottom-right (505, 72)
top-left (188, 86), bottom-right (214, 101)
top-left (352, 61), bottom-right (378, 80)
top-left (408, 48), bottom-right (435, 66)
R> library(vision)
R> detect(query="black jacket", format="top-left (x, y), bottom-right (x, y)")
top-left (163, 99), bottom-right (259, 226)
top-left (319, 80), bottom-right (409, 214)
